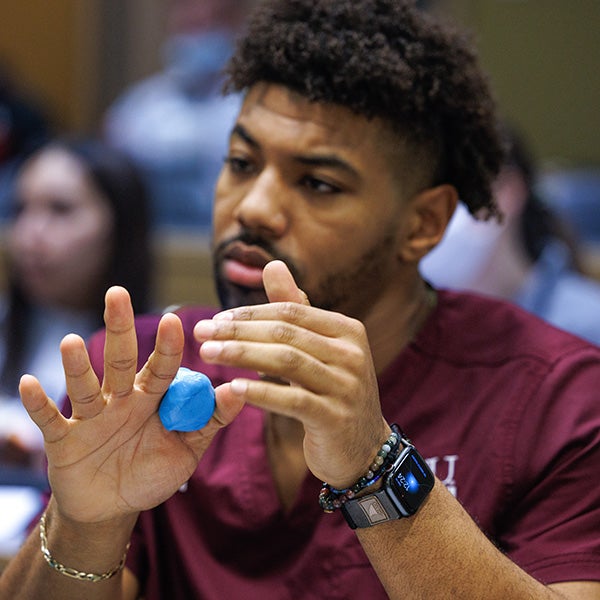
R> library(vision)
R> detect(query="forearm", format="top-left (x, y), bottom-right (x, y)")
top-left (0, 497), bottom-right (138, 600)
top-left (357, 479), bottom-right (566, 600)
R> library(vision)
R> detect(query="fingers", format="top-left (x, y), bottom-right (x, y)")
top-left (102, 286), bottom-right (138, 399)
top-left (194, 259), bottom-right (370, 394)
top-left (219, 377), bottom-right (379, 486)
top-left (211, 384), bottom-right (247, 426)
top-left (225, 377), bottom-right (323, 423)
top-left (195, 315), bottom-right (354, 367)
top-left (171, 382), bottom-right (246, 465)
top-left (203, 336), bottom-right (353, 395)
top-left (136, 312), bottom-right (185, 397)
top-left (195, 302), bottom-right (367, 374)
top-left (61, 333), bottom-right (105, 420)
top-left (19, 374), bottom-right (69, 444)
top-left (263, 260), bottom-right (310, 305)
top-left (211, 301), bottom-right (360, 341)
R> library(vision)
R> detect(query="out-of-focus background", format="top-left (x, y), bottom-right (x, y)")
top-left (2, 1), bottom-right (598, 164)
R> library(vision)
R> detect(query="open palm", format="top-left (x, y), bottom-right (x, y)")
top-left (19, 286), bottom-right (241, 524)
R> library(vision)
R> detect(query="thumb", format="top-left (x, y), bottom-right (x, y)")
top-left (262, 260), bottom-right (310, 306)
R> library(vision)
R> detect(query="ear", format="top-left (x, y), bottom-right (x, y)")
top-left (398, 184), bottom-right (458, 262)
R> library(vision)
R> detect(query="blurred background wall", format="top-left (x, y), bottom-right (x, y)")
top-left (434, 0), bottom-right (600, 169)
top-left (0, 0), bottom-right (166, 134)
top-left (1, 0), bottom-right (598, 167)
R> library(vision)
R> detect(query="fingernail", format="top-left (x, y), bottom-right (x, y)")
top-left (194, 320), bottom-right (216, 338)
top-left (230, 379), bottom-right (248, 395)
top-left (213, 310), bottom-right (234, 321)
top-left (201, 341), bottom-right (223, 358)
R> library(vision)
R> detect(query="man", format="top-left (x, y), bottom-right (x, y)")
top-left (2, 1), bottom-right (599, 598)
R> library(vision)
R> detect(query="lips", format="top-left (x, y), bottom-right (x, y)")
top-left (221, 242), bottom-right (274, 289)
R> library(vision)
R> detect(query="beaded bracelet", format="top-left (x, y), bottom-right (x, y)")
top-left (318, 424), bottom-right (402, 512)
top-left (39, 512), bottom-right (130, 583)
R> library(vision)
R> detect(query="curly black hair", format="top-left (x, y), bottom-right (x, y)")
top-left (225, 0), bottom-right (503, 219)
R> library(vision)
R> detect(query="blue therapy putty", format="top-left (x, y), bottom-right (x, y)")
top-left (159, 367), bottom-right (215, 431)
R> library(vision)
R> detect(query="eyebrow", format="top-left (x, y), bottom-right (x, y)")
top-left (231, 124), bottom-right (258, 148)
top-left (231, 123), bottom-right (360, 180)
top-left (295, 155), bottom-right (360, 180)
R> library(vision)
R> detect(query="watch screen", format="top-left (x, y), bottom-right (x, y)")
top-left (389, 448), bottom-right (434, 514)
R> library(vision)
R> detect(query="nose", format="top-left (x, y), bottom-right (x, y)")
top-left (233, 167), bottom-right (288, 238)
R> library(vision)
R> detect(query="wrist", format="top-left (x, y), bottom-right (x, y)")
top-left (325, 420), bottom-right (394, 490)
top-left (340, 440), bottom-right (435, 529)
top-left (319, 425), bottom-right (401, 512)
top-left (42, 498), bottom-right (137, 579)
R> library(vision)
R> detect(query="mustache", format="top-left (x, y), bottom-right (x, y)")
top-left (213, 230), bottom-right (302, 283)
top-left (213, 230), bottom-right (278, 260)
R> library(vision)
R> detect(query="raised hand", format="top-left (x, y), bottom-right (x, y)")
top-left (19, 286), bottom-right (244, 524)
top-left (195, 260), bottom-right (389, 489)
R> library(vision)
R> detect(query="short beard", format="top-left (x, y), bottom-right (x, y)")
top-left (213, 228), bottom-right (396, 320)
top-left (306, 231), bottom-right (396, 320)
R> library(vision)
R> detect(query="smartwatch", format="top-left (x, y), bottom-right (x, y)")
top-left (341, 440), bottom-right (434, 529)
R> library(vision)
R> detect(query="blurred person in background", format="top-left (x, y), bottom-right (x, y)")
top-left (421, 123), bottom-right (600, 346)
top-left (104, 0), bottom-right (256, 230)
top-left (0, 137), bottom-right (153, 554)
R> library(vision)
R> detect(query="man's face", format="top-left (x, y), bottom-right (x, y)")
top-left (212, 83), bottom-right (416, 319)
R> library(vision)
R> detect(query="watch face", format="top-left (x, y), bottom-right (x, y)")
top-left (389, 448), bottom-right (434, 515)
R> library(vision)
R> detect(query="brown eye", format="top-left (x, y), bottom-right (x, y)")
top-left (300, 175), bottom-right (340, 194)
top-left (224, 156), bottom-right (254, 175)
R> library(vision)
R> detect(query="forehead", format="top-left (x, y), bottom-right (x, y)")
top-left (18, 149), bottom-right (87, 193)
top-left (16, 148), bottom-right (112, 215)
top-left (236, 83), bottom-right (399, 163)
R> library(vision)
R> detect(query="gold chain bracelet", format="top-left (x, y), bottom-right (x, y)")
top-left (39, 512), bottom-right (131, 583)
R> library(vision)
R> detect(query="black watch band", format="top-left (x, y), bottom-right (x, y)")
top-left (341, 487), bottom-right (402, 529)
top-left (341, 444), bottom-right (434, 529)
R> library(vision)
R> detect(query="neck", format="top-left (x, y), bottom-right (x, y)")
top-left (363, 274), bottom-right (436, 374)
